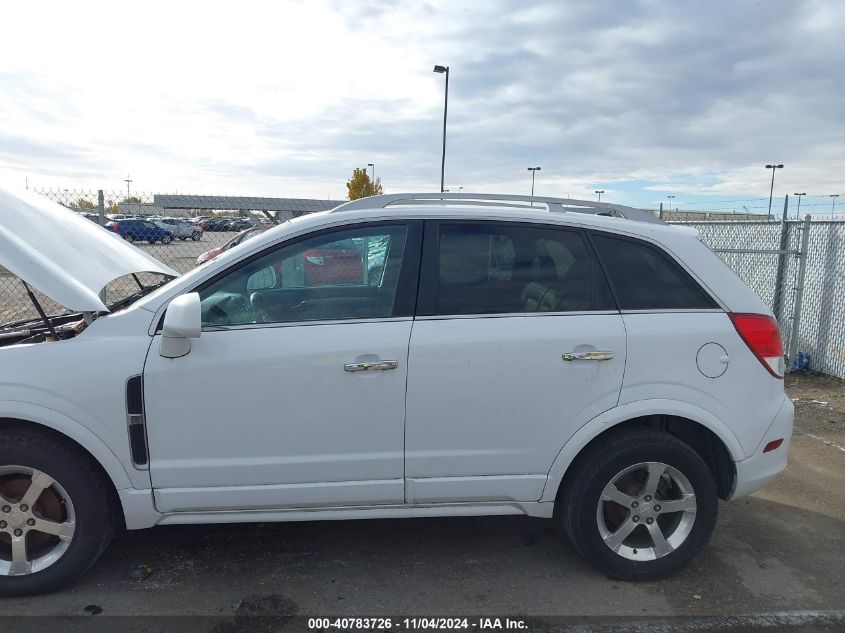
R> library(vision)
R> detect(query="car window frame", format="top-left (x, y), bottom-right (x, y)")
top-left (188, 219), bottom-right (423, 330)
top-left (416, 219), bottom-right (620, 318)
top-left (585, 229), bottom-right (721, 313)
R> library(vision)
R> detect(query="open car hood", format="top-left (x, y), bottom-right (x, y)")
top-left (0, 185), bottom-right (178, 312)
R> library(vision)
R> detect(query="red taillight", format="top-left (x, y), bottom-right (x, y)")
top-left (112, 222), bottom-right (119, 232)
top-left (729, 313), bottom-right (784, 378)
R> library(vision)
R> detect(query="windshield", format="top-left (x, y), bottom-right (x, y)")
top-left (105, 272), bottom-right (175, 311)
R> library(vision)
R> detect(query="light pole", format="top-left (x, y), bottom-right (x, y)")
top-left (433, 65), bottom-right (449, 193)
top-left (367, 163), bottom-right (375, 184)
top-left (124, 175), bottom-right (132, 200)
top-left (528, 167), bottom-right (541, 204)
top-left (595, 189), bottom-right (605, 204)
top-left (832, 194), bottom-right (841, 216)
top-left (794, 192), bottom-right (806, 219)
top-left (667, 195), bottom-right (675, 214)
top-left (765, 164), bottom-right (784, 220)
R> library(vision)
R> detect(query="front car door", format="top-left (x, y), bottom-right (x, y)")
top-left (405, 220), bottom-right (626, 503)
top-left (143, 221), bottom-right (422, 512)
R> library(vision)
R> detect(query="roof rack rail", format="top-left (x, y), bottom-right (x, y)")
top-left (331, 192), bottom-right (663, 224)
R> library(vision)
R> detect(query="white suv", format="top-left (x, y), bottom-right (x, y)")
top-left (0, 187), bottom-right (793, 595)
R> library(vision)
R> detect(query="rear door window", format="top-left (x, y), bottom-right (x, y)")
top-left (424, 222), bottom-right (615, 316)
top-left (590, 233), bottom-right (717, 310)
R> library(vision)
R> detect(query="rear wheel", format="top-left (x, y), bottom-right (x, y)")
top-left (161, 233), bottom-right (173, 244)
top-left (559, 430), bottom-right (717, 581)
top-left (0, 430), bottom-right (115, 596)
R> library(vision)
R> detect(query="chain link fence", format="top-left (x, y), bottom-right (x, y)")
top-left (670, 218), bottom-right (845, 378)
top-left (2, 189), bottom-right (844, 377)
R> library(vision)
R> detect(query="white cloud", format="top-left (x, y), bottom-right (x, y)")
top-left (0, 0), bottom-right (842, 206)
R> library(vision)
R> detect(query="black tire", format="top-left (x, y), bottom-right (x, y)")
top-left (0, 429), bottom-right (115, 596)
top-left (559, 429), bottom-right (717, 581)
top-left (125, 233), bottom-right (135, 242)
top-left (191, 232), bottom-right (201, 241)
top-left (161, 233), bottom-right (173, 244)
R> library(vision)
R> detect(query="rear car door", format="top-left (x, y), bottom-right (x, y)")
top-left (404, 220), bottom-right (627, 503)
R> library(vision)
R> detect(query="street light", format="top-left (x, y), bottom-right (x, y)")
top-left (832, 194), bottom-right (841, 216)
top-left (124, 175), bottom-right (132, 199)
top-left (794, 192), bottom-right (806, 218)
top-left (367, 163), bottom-right (375, 184)
top-left (433, 65), bottom-right (450, 193)
top-left (595, 189), bottom-right (605, 204)
top-left (667, 195), bottom-right (675, 214)
top-left (528, 167), bottom-right (541, 204)
top-left (765, 164), bottom-right (784, 220)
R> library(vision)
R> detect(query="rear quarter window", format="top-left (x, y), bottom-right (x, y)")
top-left (590, 233), bottom-right (717, 310)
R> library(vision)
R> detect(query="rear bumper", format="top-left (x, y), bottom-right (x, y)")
top-left (729, 394), bottom-right (794, 500)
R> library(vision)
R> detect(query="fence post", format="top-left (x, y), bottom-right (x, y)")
top-left (97, 190), bottom-right (105, 226)
top-left (787, 214), bottom-right (811, 368)
top-left (772, 194), bottom-right (789, 321)
top-left (659, 202), bottom-right (664, 220)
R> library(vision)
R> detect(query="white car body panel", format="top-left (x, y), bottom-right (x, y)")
top-left (405, 313), bottom-right (626, 503)
top-left (0, 185), bottom-right (177, 312)
top-left (617, 312), bottom-right (785, 458)
top-left (0, 304), bottom-right (158, 491)
top-left (0, 200), bottom-right (792, 532)
top-left (143, 320), bottom-right (413, 512)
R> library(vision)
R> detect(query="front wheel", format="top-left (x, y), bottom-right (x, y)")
top-left (0, 430), bottom-right (115, 595)
top-left (559, 430), bottom-right (717, 581)
top-left (191, 232), bottom-right (201, 241)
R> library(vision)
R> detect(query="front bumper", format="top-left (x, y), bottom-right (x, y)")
top-left (729, 394), bottom-right (794, 500)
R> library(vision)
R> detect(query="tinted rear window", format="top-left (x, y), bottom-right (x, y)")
top-left (591, 233), bottom-right (717, 310)
top-left (432, 223), bottom-right (615, 315)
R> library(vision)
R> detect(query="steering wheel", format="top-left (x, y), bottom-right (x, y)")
top-left (249, 292), bottom-right (272, 323)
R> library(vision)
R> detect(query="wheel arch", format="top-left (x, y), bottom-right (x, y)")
top-left (0, 413), bottom-right (132, 523)
top-left (542, 400), bottom-right (740, 503)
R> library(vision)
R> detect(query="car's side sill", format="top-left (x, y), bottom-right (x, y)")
top-left (155, 501), bottom-right (555, 526)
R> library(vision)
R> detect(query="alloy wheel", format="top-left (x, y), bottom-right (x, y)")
top-left (0, 466), bottom-right (76, 576)
top-left (596, 461), bottom-right (697, 561)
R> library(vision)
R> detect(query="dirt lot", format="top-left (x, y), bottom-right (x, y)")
top-left (0, 375), bottom-right (841, 631)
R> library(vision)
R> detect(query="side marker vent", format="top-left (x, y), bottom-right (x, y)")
top-left (126, 375), bottom-right (148, 467)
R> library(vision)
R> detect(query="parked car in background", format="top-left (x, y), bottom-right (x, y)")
top-left (228, 217), bottom-right (256, 231)
top-left (105, 218), bottom-right (173, 244)
top-left (196, 227), bottom-right (265, 265)
top-left (202, 218), bottom-right (235, 232)
top-left (155, 218), bottom-right (202, 241)
top-left (195, 227), bottom-right (368, 286)
top-left (76, 212), bottom-right (101, 223)
top-left (0, 187), bottom-right (793, 594)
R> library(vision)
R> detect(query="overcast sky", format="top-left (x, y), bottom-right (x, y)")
top-left (0, 0), bottom-right (842, 212)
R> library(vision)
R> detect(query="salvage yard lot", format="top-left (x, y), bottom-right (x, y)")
top-left (0, 375), bottom-right (842, 628)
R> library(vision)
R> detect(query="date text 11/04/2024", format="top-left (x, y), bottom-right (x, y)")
top-left (307, 617), bottom-right (528, 630)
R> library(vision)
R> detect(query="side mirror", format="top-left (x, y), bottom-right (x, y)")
top-left (160, 293), bottom-right (201, 358)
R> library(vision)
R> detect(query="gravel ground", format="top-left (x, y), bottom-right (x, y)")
top-left (0, 376), bottom-right (842, 631)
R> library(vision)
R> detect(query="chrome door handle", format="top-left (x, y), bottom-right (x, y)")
top-left (562, 351), bottom-right (614, 362)
top-left (344, 360), bottom-right (399, 372)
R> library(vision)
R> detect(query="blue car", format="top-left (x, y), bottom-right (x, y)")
top-left (106, 219), bottom-right (173, 244)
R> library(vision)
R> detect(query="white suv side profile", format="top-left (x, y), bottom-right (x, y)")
top-left (0, 187), bottom-right (793, 595)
